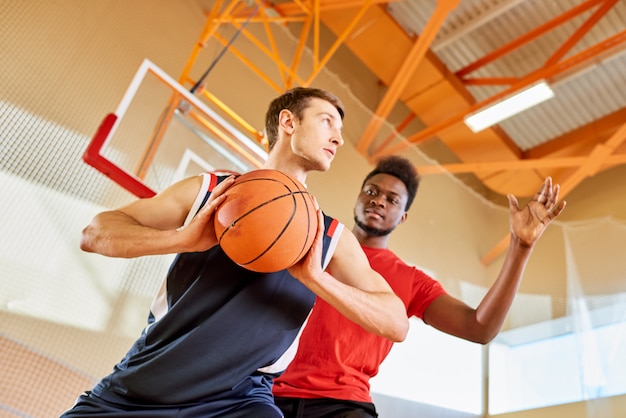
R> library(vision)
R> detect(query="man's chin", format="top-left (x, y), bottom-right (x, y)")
top-left (354, 217), bottom-right (394, 237)
top-left (312, 159), bottom-right (331, 172)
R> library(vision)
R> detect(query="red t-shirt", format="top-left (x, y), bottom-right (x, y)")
top-left (273, 245), bottom-right (447, 402)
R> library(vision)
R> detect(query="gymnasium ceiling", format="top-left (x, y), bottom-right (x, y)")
top-left (187, 0), bottom-right (626, 202)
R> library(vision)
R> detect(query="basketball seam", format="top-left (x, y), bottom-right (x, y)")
top-left (215, 170), bottom-right (316, 272)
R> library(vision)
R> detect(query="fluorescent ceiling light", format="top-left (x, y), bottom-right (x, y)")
top-left (464, 81), bottom-right (555, 133)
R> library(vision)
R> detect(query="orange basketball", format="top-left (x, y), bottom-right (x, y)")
top-left (214, 169), bottom-right (318, 273)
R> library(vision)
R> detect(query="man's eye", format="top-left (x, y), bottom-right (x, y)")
top-left (364, 189), bottom-right (375, 196)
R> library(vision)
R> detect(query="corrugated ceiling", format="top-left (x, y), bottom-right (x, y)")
top-left (182, 0), bottom-right (626, 263)
top-left (186, 0), bottom-right (626, 198)
top-left (387, 0), bottom-right (626, 152)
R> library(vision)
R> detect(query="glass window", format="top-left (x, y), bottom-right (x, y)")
top-left (489, 303), bottom-right (626, 414)
top-left (372, 318), bottom-right (484, 415)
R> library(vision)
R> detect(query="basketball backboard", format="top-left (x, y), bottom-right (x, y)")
top-left (84, 59), bottom-right (267, 197)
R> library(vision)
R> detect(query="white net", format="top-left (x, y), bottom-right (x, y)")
top-left (488, 217), bottom-right (626, 414)
top-left (2, 1), bottom-right (625, 417)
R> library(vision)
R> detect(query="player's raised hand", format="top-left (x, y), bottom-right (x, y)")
top-left (507, 177), bottom-right (566, 247)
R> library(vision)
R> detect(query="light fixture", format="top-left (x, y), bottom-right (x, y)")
top-left (464, 81), bottom-right (555, 133)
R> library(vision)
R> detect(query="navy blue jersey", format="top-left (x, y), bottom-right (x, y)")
top-left (84, 173), bottom-right (343, 409)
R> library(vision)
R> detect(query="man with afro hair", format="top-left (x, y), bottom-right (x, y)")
top-left (274, 155), bottom-right (565, 417)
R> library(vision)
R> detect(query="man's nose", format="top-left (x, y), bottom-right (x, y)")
top-left (332, 127), bottom-right (344, 147)
top-left (370, 195), bottom-right (385, 206)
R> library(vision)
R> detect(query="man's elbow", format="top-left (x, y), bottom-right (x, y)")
top-left (80, 225), bottom-right (97, 253)
top-left (469, 328), bottom-right (499, 345)
top-left (80, 217), bottom-right (109, 254)
top-left (388, 316), bottom-right (410, 342)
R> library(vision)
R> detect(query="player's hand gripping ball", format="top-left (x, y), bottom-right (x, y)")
top-left (214, 169), bottom-right (318, 273)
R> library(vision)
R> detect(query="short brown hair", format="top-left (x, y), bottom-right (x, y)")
top-left (264, 87), bottom-right (345, 151)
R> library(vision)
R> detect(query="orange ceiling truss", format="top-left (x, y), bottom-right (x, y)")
top-left (311, 0), bottom-right (626, 200)
top-left (354, 0), bottom-right (462, 154)
top-left (179, 1), bottom-right (391, 100)
top-left (369, 0), bottom-right (626, 161)
top-left (376, 26), bottom-right (626, 165)
top-left (176, 0), bottom-right (405, 147)
top-left (178, 0), bottom-right (626, 264)
top-left (179, 0), bottom-right (626, 177)
top-left (481, 118), bottom-right (626, 266)
top-left (315, 0), bottom-right (626, 265)
top-left (382, 0), bottom-right (626, 266)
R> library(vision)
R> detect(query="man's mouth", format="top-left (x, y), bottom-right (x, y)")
top-left (365, 208), bottom-right (384, 219)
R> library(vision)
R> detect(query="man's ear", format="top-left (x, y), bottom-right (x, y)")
top-left (399, 211), bottom-right (408, 225)
top-left (279, 109), bottom-right (295, 134)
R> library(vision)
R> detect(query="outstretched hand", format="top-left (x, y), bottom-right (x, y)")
top-left (507, 177), bottom-right (566, 248)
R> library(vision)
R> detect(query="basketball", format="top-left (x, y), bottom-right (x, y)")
top-left (214, 169), bottom-right (318, 273)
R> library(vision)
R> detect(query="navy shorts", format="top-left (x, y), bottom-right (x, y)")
top-left (61, 391), bottom-right (283, 418)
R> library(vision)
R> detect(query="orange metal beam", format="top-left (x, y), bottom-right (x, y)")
top-left (355, 0), bottom-right (461, 154)
top-left (416, 153), bottom-right (626, 175)
top-left (526, 107), bottom-right (626, 158)
top-left (186, 109), bottom-right (265, 168)
top-left (372, 29), bottom-right (626, 159)
top-left (462, 77), bottom-right (519, 86)
top-left (228, 25), bottom-right (294, 85)
top-left (258, 4), bottom-right (289, 85)
top-left (304, 0), bottom-right (374, 85)
top-left (179, 0), bottom-right (229, 86)
top-left (273, 0), bottom-right (400, 15)
top-left (287, 15), bottom-right (314, 88)
top-left (545, 0), bottom-right (618, 67)
top-left (186, 1), bottom-right (385, 92)
top-left (481, 121), bottom-right (626, 266)
top-left (376, 113), bottom-right (416, 153)
top-left (177, 0), bottom-right (408, 152)
top-left (455, 0), bottom-right (608, 79)
top-left (212, 32), bottom-right (289, 90)
top-left (199, 89), bottom-right (265, 144)
top-left (134, 96), bottom-right (179, 179)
